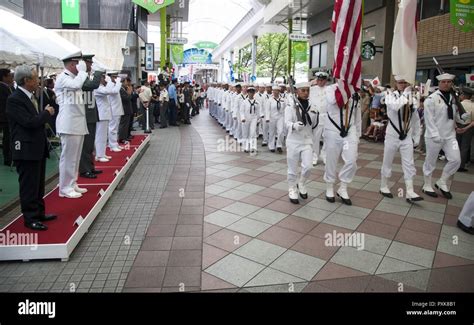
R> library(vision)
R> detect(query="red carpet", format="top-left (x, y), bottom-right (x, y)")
top-left (0, 134), bottom-right (149, 246)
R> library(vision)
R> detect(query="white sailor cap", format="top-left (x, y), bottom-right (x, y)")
top-left (394, 75), bottom-right (407, 82)
top-left (272, 85), bottom-right (281, 91)
top-left (436, 73), bottom-right (455, 81)
top-left (377, 86), bottom-right (385, 91)
top-left (247, 86), bottom-right (256, 91)
top-left (265, 83), bottom-right (272, 87)
top-left (315, 71), bottom-right (329, 79)
top-left (295, 82), bottom-right (311, 89)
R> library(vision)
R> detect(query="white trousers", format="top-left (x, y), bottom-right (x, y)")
top-left (241, 117), bottom-right (258, 151)
top-left (324, 131), bottom-right (358, 184)
top-left (262, 119), bottom-right (269, 143)
top-left (95, 120), bottom-right (109, 158)
top-left (312, 124), bottom-right (325, 161)
top-left (59, 134), bottom-right (84, 194)
top-left (258, 121), bottom-right (263, 136)
top-left (108, 115), bottom-right (121, 149)
top-left (268, 116), bottom-right (285, 150)
top-left (423, 137), bottom-right (461, 178)
top-left (226, 111), bottom-right (232, 131)
top-left (381, 134), bottom-right (417, 181)
top-left (459, 192), bottom-right (474, 228)
top-left (287, 142), bottom-right (313, 187)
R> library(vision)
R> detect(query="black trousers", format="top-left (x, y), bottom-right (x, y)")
top-left (79, 122), bottom-right (96, 174)
top-left (2, 124), bottom-right (11, 165)
top-left (16, 158), bottom-right (46, 224)
top-left (183, 103), bottom-right (191, 123)
top-left (160, 102), bottom-right (169, 128)
top-left (168, 99), bottom-right (177, 125)
top-left (119, 114), bottom-right (131, 141)
top-left (457, 126), bottom-right (474, 169)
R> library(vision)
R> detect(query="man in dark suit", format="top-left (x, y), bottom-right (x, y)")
top-left (1, 68), bottom-right (15, 166)
top-left (6, 65), bottom-right (57, 231)
top-left (79, 54), bottom-right (103, 179)
top-left (119, 77), bottom-right (133, 143)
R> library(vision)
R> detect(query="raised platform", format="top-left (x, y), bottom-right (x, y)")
top-left (0, 134), bottom-right (150, 261)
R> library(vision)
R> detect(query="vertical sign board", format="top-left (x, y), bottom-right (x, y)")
top-left (145, 43), bottom-right (155, 71)
top-left (61, 0), bottom-right (80, 24)
top-left (450, 0), bottom-right (474, 32)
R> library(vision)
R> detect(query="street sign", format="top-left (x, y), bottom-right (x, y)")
top-left (167, 37), bottom-right (188, 45)
top-left (289, 33), bottom-right (310, 42)
top-left (145, 43), bottom-right (155, 71)
top-left (61, 0), bottom-right (80, 24)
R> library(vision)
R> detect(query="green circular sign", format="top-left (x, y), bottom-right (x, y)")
top-left (361, 41), bottom-right (376, 61)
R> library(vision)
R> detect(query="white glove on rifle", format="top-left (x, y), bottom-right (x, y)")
top-left (105, 75), bottom-right (111, 83)
top-left (293, 122), bottom-right (304, 132)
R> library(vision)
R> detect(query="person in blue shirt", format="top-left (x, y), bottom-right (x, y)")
top-left (168, 79), bottom-right (179, 126)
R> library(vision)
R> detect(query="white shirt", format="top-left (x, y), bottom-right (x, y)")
top-left (285, 95), bottom-right (318, 145)
top-left (324, 84), bottom-right (362, 137)
top-left (424, 90), bottom-right (459, 140)
top-left (309, 85), bottom-right (329, 126)
top-left (385, 90), bottom-right (421, 142)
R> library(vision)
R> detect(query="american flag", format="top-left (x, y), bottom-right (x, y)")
top-left (331, 0), bottom-right (362, 108)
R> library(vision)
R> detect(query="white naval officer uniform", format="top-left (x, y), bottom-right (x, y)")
top-left (55, 63), bottom-right (89, 197)
top-left (265, 89), bottom-right (285, 152)
top-left (94, 79), bottom-right (115, 160)
top-left (309, 84), bottom-right (328, 166)
top-left (107, 77), bottom-right (123, 151)
top-left (240, 93), bottom-right (262, 152)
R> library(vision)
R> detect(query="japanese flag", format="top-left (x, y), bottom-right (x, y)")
top-left (466, 73), bottom-right (474, 84)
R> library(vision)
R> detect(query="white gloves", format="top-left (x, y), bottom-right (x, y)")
top-left (105, 75), bottom-right (111, 83)
top-left (92, 62), bottom-right (105, 72)
top-left (432, 136), bottom-right (442, 144)
top-left (77, 60), bottom-right (87, 73)
top-left (116, 77), bottom-right (122, 84)
top-left (293, 122), bottom-right (304, 132)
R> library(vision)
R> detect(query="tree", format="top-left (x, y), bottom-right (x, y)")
top-left (256, 33), bottom-right (289, 82)
top-left (233, 33), bottom-right (290, 82)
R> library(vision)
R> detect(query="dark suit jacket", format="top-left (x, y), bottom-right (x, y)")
top-left (6, 88), bottom-right (51, 161)
top-left (82, 71), bottom-right (102, 123)
top-left (120, 87), bottom-right (133, 115)
top-left (0, 82), bottom-right (14, 126)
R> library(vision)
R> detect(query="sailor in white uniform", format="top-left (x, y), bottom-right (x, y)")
top-left (94, 75), bottom-right (116, 162)
top-left (324, 86), bottom-right (362, 205)
top-left (240, 86), bottom-right (262, 153)
top-left (422, 73), bottom-right (462, 199)
top-left (106, 73), bottom-right (123, 152)
top-left (265, 85), bottom-right (285, 153)
top-left (309, 72), bottom-right (329, 166)
top-left (379, 76), bottom-right (423, 202)
top-left (285, 82), bottom-right (319, 204)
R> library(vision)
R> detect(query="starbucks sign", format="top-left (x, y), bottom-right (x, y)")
top-left (361, 41), bottom-right (376, 61)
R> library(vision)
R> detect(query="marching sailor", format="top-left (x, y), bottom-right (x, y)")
top-left (54, 54), bottom-right (89, 198)
top-left (379, 76), bottom-right (423, 202)
top-left (285, 82), bottom-right (319, 204)
top-left (422, 73), bottom-right (462, 199)
top-left (240, 86), bottom-right (262, 153)
top-left (261, 83), bottom-right (273, 147)
top-left (324, 86), bottom-right (362, 205)
top-left (265, 85), bottom-right (285, 153)
top-left (309, 72), bottom-right (329, 166)
top-left (256, 84), bottom-right (267, 140)
top-left (231, 83), bottom-right (244, 143)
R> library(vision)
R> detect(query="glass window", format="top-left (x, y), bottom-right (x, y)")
top-left (311, 41), bottom-right (327, 69)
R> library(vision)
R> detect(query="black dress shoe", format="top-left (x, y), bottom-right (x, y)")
top-left (297, 185), bottom-right (308, 199)
top-left (458, 167), bottom-right (468, 172)
top-left (92, 169), bottom-right (103, 174)
top-left (326, 195), bottom-right (335, 203)
top-left (406, 196), bottom-right (424, 203)
top-left (277, 148), bottom-right (283, 153)
top-left (37, 214), bottom-right (57, 222)
top-left (262, 143), bottom-right (267, 147)
top-left (379, 190), bottom-right (393, 198)
top-left (25, 221), bottom-right (48, 231)
top-left (435, 184), bottom-right (452, 199)
top-left (337, 193), bottom-right (352, 205)
top-left (289, 197), bottom-right (299, 204)
top-left (457, 220), bottom-right (474, 235)
top-left (270, 149), bottom-right (275, 153)
top-left (422, 188), bottom-right (438, 198)
top-left (80, 172), bottom-right (97, 179)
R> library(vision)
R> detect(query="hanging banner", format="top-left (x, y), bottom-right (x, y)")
top-left (293, 41), bottom-right (308, 63)
top-left (194, 41), bottom-right (218, 49)
top-left (450, 0), bottom-right (474, 32)
top-left (61, 0), bottom-right (80, 24)
top-left (170, 44), bottom-right (184, 65)
top-left (132, 0), bottom-right (175, 14)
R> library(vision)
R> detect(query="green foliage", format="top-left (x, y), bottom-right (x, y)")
top-left (235, 33), bottom-right (291, 82)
